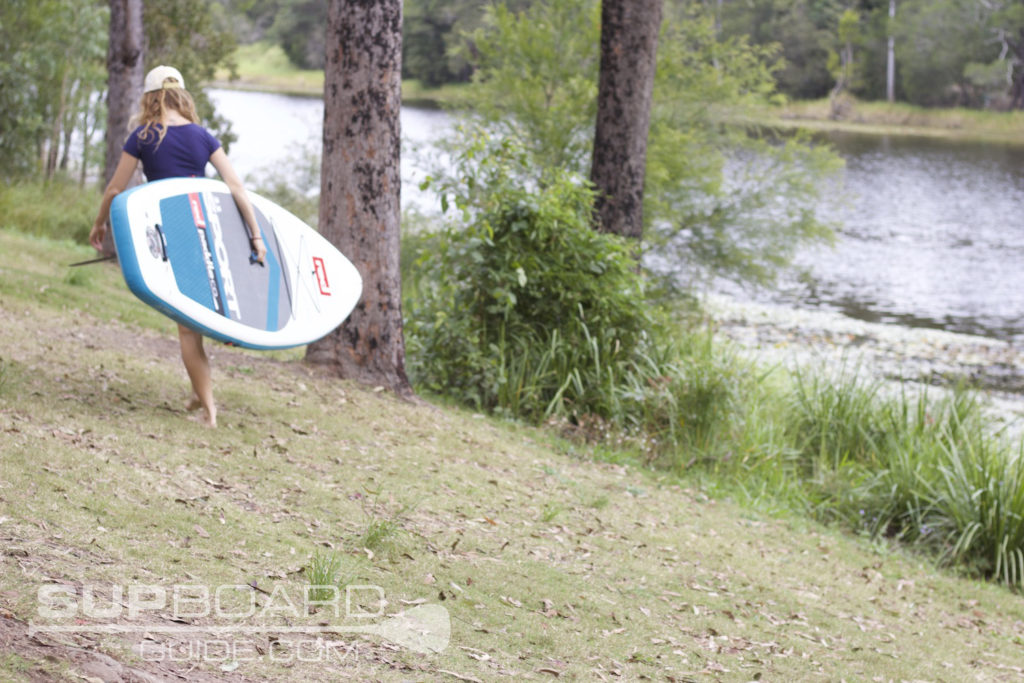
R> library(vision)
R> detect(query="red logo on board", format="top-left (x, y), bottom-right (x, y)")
top-left (313, 257), bottom-right (331, 296)
top-left (188, 193), bottom-right (206, 229)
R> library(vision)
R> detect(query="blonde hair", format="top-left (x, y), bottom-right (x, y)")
top-left (130, 81), bottom-right (200, 148)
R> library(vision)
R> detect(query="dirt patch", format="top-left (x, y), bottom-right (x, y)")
top-left (0, 606), bottom-right (230, 682)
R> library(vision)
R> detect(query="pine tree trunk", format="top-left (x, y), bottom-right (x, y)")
top-left (590, 0), bottom-right (663, 240)
top-left (305, 0), bottom-right (413, 397)
top-left (104, 0), bottom-right (144, 186)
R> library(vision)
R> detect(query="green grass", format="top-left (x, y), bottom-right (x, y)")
top-left (752, 96), bottom-right (1024, 144)
top-left (3, 226), bottom-right (1024, 679)
top-left (214, 41), bottom-right (470, 107)
top-left (214, 42), bottom-right (324, 96)
top-left (0, 177), bottom-right (98, 245)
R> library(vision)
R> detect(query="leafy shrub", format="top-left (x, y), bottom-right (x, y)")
top-left (407, 136), bottom-right (657, 422)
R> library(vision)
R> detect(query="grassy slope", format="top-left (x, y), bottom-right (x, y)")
top-left (2, 229), bottom-right (1024, 681)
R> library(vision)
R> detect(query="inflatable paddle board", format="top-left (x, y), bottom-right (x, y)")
top-left (109, 177), bottom-right (362, 350)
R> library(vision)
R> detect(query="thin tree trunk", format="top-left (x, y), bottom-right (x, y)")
top-left (46, 72), bottom-right (69, 180)
top-left (60, 80), bottom-right (80, 172)
top-left (590, 0), bottom-right (663, 240)
top-left (886, 0), bottom-right (895, 103)
top-left (306, 0), bottom-right (412, 397)
top-left (1010, 32), bottom-right (1024, 110)
top-left (104, 0), bottom-right (144, 186)
top-left (80, 90), bottom-right (101, 188)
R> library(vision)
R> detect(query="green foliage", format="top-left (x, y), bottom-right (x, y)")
top-left (724, 362), bottom-right (1024, 587)
top-left (406, 135), bottom-right (756, 463)
top-left (645, 6), bottom-right (841, 287)
top-left (408, 135), bottom-right (657, 421)
top-left (403, 0), bottom-right (528, 86)
top-left (839, 387), bottom-right (1024, 586)
top-left (225, 0), bottom-right (327, 69)
top-left (0, 179), bottom-right (99, 245)
top-left (272, 0), bottom-right (326, 70)
top-left (617, 328), bottom-right (750, 464)
top-left (460, 0), bottom-right (600, 171)
top-left (0, 0), bottom-right (107, 180)
top-left (893, 0), bottom-right (996, 107)
top-left (146, 0), bottom-right (240, 150)
top-left (717, 0), bottom-right (843, 100)
top-left (1, 0), bottom-right (239, 182)
top-left (458, 0), bottom-right (839, 288)
top-left (713, 0), bottom-right (1024, 109)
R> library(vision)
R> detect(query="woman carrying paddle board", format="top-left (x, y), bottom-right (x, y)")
top-left (90, 65), bottom-right (264, 428)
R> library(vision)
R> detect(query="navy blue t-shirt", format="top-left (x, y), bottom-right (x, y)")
top-left (123, 123), bottom-right (221, 181)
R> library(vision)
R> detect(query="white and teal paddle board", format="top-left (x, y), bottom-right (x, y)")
top-left (109, 177), bottom-right (361, 350)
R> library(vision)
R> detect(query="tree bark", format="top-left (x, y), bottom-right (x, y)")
top-left (1009, 31), bottom-right (1024, 110)
top-left (105, 0), bottom-right (144, 185)
top-left (886, 0), bottom-right (896, 103)
top-left (306, 0), bottom-right (413, 397)
top-left (590, 0), bottom-right (663, 240)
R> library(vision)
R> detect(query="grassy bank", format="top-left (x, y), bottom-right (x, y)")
top-left (217, 43), bottom-right (1024, 142)
top-left (4, 215), bottom-right (1024, 678)
top-left (213, 42), bottom-right (469, 108)
top-left (755, 97), bottom-right (1024, 145)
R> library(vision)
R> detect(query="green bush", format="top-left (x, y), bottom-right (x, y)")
top-left (407, 136), bottom-right (657, 422)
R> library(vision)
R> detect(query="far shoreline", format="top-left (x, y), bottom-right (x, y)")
top-left (212, 76), bottom-right (1024, 146)
top-left (209, 78), bottom-right (456, 110)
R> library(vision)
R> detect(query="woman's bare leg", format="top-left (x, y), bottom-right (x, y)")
top-left (177, 324), bottom-right (216, 427)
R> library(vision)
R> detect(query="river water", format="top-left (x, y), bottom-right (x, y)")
top-left (209, 89), bottom-right (1024, 345)
top-left (772, 131), bottom-right (1024, 344)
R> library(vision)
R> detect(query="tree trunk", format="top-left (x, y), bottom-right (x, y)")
top-left (306, 0), bottom-right (412, 397)
top-left (105, 0), bottom-right (144, 186)
top-left (886, 0), bottom-right (895, 103)
top-left (45, 71), bottom-right (68, 180)
top-left (590, 0), bottom-right (663, 240)
top-left (1009, 31), bottom-right (1024, 110)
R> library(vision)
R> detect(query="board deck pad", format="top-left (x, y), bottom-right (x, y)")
top-left (158, 191), bottom-right (291, 329)
top-left (110, 178), bottom-right (361, 350)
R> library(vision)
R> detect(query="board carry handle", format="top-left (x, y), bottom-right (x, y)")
top-left (154, 223), bottom-right (169, 262)
top-left (249, 248), bottom-right (266, 267)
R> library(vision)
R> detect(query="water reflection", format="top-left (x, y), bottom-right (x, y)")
top-left (208, 88), bottom-right (452, 211)
top-left (755, 131), bottom-right (1024, 343)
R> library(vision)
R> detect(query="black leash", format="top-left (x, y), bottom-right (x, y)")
top-left (68, 254), bottom-right (117, 267)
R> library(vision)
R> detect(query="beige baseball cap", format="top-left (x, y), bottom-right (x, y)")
top-left (143, 65), bottom-right (185, 93)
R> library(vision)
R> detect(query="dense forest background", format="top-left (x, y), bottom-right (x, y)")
top-left (228, 0), bottom-right (1024, 109)
top-left (3, 0), bottom-right (1023, 182)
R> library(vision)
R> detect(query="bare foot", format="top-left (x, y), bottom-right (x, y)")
top-left (190, 409), bottom-right (217, 428)
top-left (185, 395), bottom-right (202, 412)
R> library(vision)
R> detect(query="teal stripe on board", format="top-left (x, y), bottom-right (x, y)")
top-left (159, 195), bottom-right (217, 311)
top-left (263, 225), bottom-right (282, 331)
